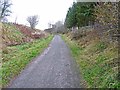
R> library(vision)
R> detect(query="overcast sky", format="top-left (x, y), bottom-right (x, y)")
top-left (8, 0), bottom-right (73, 30)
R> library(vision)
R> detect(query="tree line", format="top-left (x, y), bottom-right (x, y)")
top-left (64, 2), bottom-right (118, 31)
top-left (64, 2), bottom-right (96, 29)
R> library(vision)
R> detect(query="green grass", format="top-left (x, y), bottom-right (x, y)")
top-left (61, 34), bottom-right (119, 88)
top-left (1, 35), bottom-right (53, 87)
top-left (95, 41), bottom-right (107, 52)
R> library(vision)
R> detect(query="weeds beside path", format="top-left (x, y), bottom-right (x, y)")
top-left (1, 35), bottom-right (53, 88)
top-left (61, 34), bottom-right (119, 88)
top-left (8, 35), bottom-right (80, 88)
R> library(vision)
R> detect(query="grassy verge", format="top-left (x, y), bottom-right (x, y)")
top-left (2, 23), bottom-right (27, 45)
top-left (61, 34), bottom-right (119, 88)
top-left (1, 35), bottom-right (53, 87)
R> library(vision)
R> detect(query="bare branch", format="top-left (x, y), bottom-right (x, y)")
top-left (27, 15), bottom-right (39, 29)
top-left (0, 0), bottom-right (12, 22)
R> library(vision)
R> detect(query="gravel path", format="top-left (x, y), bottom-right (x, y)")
top-left (9, 35), bottom-right (80, 88)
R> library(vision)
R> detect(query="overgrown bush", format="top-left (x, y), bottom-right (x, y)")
top-left (94, 2), bottom-right (118, 41)
top-left (72, 30), bottom-right (86, 40)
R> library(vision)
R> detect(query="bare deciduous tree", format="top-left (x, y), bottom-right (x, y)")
top-left (48, 22), bottom-right (52, 28)
top-left (0, 0), bottom-right (12, 22)
top-left (27, 15), bottom-right (39, 29)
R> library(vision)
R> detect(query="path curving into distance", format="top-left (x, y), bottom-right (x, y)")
top-left (9, 35), bottom-right (81, 88)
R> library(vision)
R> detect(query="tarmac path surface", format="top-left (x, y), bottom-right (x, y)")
top-left (9, 35), bottom-right (80, 88)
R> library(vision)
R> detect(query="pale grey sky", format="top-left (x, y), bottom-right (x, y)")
top-left (8, 0), bottom-right (73, 30)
